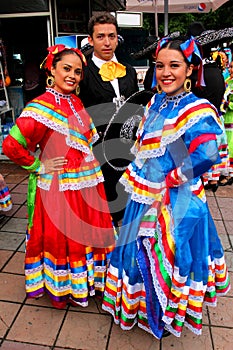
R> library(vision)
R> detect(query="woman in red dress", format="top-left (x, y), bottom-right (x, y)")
top-left (2, 45), bottom-right (115, 309)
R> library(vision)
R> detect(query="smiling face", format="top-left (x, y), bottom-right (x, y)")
top-left (156, 47), bottom-right (193, 96)
top-left (50, 52), bottom-right (83, 94)
top-left (88, 23), bottom-right (118, 61)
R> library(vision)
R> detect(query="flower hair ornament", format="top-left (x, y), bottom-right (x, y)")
top-left (40, 44), bottom-right (87, 71)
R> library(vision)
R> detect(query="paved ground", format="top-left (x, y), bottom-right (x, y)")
top-left (0, 161), bottom-right (232, 350)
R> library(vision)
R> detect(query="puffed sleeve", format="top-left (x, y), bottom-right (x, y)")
top-left (2, 117), bottom-right (47, 169)
top-left (166, 115), bottom-right (222, 187)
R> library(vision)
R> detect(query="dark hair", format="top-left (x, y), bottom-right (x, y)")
top-left (157, 36), bottom-right (201, 66)
top-left (88, 12), bottom-right (118, 37)
top-left (52, 49), bottom-right (79, 68)
top-left (187, 22), bottom-right (205, 37)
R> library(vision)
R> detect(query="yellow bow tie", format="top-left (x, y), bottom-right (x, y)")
top-left (99, 61), bottom-right (126, 81)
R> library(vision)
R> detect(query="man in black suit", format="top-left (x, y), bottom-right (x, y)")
top-left (79, 12), bottom-right (139, 227)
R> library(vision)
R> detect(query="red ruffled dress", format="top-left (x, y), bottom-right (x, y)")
top-left (2, 88), bottom-right (115, 308)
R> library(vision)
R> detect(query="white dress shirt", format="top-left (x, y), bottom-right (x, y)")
top-left (92, 53), bottom-right (121, 98)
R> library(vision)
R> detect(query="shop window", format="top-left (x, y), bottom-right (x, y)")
top-left (56, 0), bottom-right (88, 35)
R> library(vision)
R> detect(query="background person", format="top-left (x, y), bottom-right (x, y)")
top-left (221, 59), bottom-right (233, 183)
top-left (188, 22), bottom-right (230, 190)
top-left (102, 35), bottom-right (230, 339)
top-left (2, 44), bottom-right (115, 309)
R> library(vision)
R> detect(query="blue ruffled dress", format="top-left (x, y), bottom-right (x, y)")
top-left (102, 91), bottom-right (231, 338)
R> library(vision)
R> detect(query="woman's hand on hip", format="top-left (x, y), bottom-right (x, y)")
top-left (41, 157), bottom-right (68, 174)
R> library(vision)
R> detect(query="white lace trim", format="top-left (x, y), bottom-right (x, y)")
top-left (84, 153), bottom-right (94, 162)
top-left (1, 203), bottom-right (12, 211)
top-left (134, 157), bottom-right (146, 169)
top-left (204, 300), bottom-right (217, 307)
top-left (20, 110), bottom-right (93, 156)
top-left (186, 306), bottom-right (203, 320)
top-left (132, 102), bottom-right (219, 160)
top-left (25, 264), bottom-right (43, 275)
top-left (26, 281), bottom-right (42, 290)
top-left (70, 300), bottom-right (89, 307)
top-left (120, 172), bottom-right (166, 205)
top-left (95, 265), bottom-right (107, 273)
top-left (21, 110), bottom-right (68, 134)
top-left (121, 189), bottom-right (155, 206)
top-left (59, 177), bottom-right (104, 191)
top-left (141, 238), bottom-right (169, 312)
top-left (88, 276), bottom-right (94, 283)
top-left (92, 133), bottom-right (99, 145)
top-left (37, 176), bottom-right (104, 192)
top-left (66, 137), bottom-right (91, 155)
top-left (45, 279), bottom-right (88, 293)
top-left (102, 304), bottom-right (121, 325)
top-left (71, 271), bottom-right (88, 279)
top-left (37, 181), bottom-right (51, 191)
top-left (44, 263), bottom-right (69, 277)
top-left (184, 321), bottom-right (202, 335)
top-left (94, 281), bottom-right (105, 288)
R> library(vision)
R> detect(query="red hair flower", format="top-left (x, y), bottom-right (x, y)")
top-left (41, 44), bottom-right (87, 71)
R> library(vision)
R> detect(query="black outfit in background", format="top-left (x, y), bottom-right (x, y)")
top-left (143, 64), bottom-right (155, 91)
top-left (191, 60), bottom-right (225, 110)
top-left (79, 58), bottom-right (139, 225)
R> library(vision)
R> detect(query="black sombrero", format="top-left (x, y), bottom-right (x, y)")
top-left (131, 27), bottom-right (233, 61)
top-left (196, 27), bottom-right (233, 47)
top-left (130, 31), bottom-right (180, 60)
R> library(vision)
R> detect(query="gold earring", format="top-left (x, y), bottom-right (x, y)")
top-left (156, 84), bottom-right (162, 94)
top-left (184, 78), bottom-right (191, 93)
top-left (46, 76), bottom-right (55, 88)
top-left (75, 86), bottom-right (80, 96)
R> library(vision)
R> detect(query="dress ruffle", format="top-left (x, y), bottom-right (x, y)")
top-left (102, 91), bottom-right (230, 338)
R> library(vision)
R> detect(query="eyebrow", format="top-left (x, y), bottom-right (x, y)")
top-left (96, 32), bottom-right (115, 36)
top-left (63, 63), bottom-right (81, 69)
top-left (156, 59), bottom-right (184, 63)
top-left (62, 63), bottom-right (82, 72)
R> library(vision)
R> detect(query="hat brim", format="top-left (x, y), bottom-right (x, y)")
top-left (130, 41), bottom-right (158, 60)
top-left (130, 31), bottom-right (181, 60)
top-left (196, 27), bottom-right (233, 46)
top-left (80, 43), bottom-right (93, 57)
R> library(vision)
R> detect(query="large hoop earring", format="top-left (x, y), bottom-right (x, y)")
top-left (75, 85), bottom-right (80, 96)
top-left (46, 76), bottom-right (55, 88)
top-left (156, 84), bottom-right (162, 94)
top-left (184, 78), bottom-right (191, 93)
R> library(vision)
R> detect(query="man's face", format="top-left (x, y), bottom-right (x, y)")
top-left (88, 23), bottom-right (118, 61)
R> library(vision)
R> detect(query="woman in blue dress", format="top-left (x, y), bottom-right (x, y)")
top-left (102, 35), bottom-right (231, 339)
